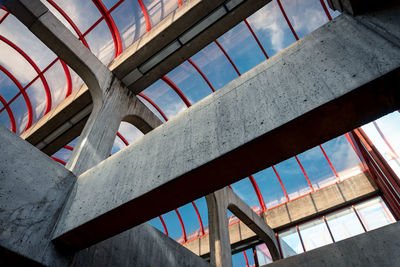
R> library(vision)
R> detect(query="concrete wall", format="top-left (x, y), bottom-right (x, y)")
top-left (184, 172), bottom-right (377, 257)
top-left (53, 8), bottom-right (400, 249)
top-left (265, 220), bottom-right (400, 267)
top-left (0, 126), bottom-right (76, 266)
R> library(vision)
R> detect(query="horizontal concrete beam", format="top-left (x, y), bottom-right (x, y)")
top-left (53, 9), bottom-right (400, 250)
top-left (267, 221), bottom-right (400, 267)
top-left (20, 0), bottom-right (274, 154)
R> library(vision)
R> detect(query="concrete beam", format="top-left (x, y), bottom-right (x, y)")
top-left (19, 0), bottom-right (274, 154)
top-left (266, 221), bottom-right (400, 267)
top-left (53, 8), bottom-right (400, 249)
top-left (0, 126), bottom-right (76, 266)
top-left (327, 0), bottom-right (397, 15)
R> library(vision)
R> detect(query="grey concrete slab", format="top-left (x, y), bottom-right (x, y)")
top-left (53, 8), bottom-right (400, 249)
top-left (265, 221), bottom-right (400, 267)
top-left (0, 126), bottom-right (76, 266)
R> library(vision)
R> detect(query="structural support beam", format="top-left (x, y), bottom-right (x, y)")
top-left (206, 187), bottom-right (280, 267)
top-left (53, 8), bottom-right (400, 249)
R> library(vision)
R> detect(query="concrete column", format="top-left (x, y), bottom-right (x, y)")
top-left (206, 190), bottom-right (233, 267)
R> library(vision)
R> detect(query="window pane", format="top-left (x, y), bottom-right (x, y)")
top-left (256, 243), bottom-right (273, 265)
top-left (355, 197), bottom-right (395, 231)
top-left (325, 207), bottom-right (365, 242)
top-left (298, 218), bottom-right (333, 251)
top-left (278, 227), bottom-right (304, 257)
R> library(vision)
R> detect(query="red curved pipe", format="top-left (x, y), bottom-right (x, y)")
top-left (319, 144), bottom-right (339, 178)
top-left (159, 215), bottom-right (169, 236)
top-left (51, 156), bottom-right (66, 165)
top-left (276, 0), bottom-right (299, 41)
top-left (138, 93), bottom-right (168, 121)
top-left (243, 251), bottom-right (250, 267)
top-left (116, 131), bottom-right (129, 146)
top-left (92, 0), bottom-right (123, 57)
top-left (175, 208), bottom-right (187, 243)
top-left (320, 0), bottom-right (333, 21)
top-left (60, 60), bottom-right (72, 98)
top-left (187, 58), bottom-right (215, 92)
top-left (272, 165), bottom-right (289, 201)
top-left (248, 175), bottom-right (266, 212)
top-left (0, 10), bottom-right (9, 24)
top-left (161, 76), bottom-right (192, 108)
top-left (295, 155), bottom-right (314, 191)
top-left (244, 19), bottom-right (269, 59)
top-left (191, 201), bottom-right (205, 235)
top-left (64, 145), bottom-right (74, 151)
top-left (214, 40), bottom-right (241, 76)
top-left (46, 0), bottom-right (90, 49)
top-left (0, 35), bottom-right (52, 115)
top-left (0, 95), bottom-right (16, 133)
top-left (0, 65), bottom-right (33, 130)
top-left (138, 0), bottom-right (152, 32)
top-left (178, 0), bottom-right (183, 7)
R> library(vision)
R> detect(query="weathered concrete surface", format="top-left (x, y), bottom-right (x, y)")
top-left (53, 7), bottom-right (400, 249)
top-left (328, 0), bottom-right (397, 15)
top-left (184, 172), bottom-right (377, 257)
top-left (265, 221), bottom-right (400, 267)
top-left (72, 224), bottom-right (210, 267)
top-left (0, 126), bottom-right (76, 266)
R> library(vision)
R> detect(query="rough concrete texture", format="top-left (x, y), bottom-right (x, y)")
top-left (72, 224), bottom-right (210, 267)
top-left (265, 221), bottom-right (400, 267)
top-left (53, 7), bottom-right (400, 249)
top-left (184, 172), bottom-right (377, 257)
top-left (0, 126), bottom-right (76, 266)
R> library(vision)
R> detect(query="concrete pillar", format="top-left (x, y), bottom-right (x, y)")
top-left (206, 190), bottom-right (233, 267)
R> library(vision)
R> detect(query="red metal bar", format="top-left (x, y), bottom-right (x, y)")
top-left (319, 144), bottom-right (339, 178)
top-left (214, 40), bottom-right (241, 76)
top-left (187, 58), bottom-right (215, 92)
top-left (175, 208), bottom-right (187, 243)
top-left (253, 247), bottom-right (259, 267)
top-left (323, 215), bottom-right (335, 242)
top-left (0, 95), bottom-right (16, 133)
top-left (161, 76), bottom-right (192, 107)
top-left (46, 0), bottom-right (90, 49)
top-left (0, 10), bottom-right (9, 24)
top-left (138, 0), bottom-right (152, 32)
top-left (275, 233), bottom-right (284, 259)
top-left (92, 0), bottom-right (123, 57)
top-left (319, 0), bottom-right (333, 21)
top-left (138, 92), bottom-right (169, 121)
top-left (296, 225), bottom-right (306, 252)
top-left (249, 175), bottom-right (267, 212)
top-left (272, 165), bottom-right (289, 201)
top-left (0, 35), bottom-right (52, 115)
top-left (51, 156), bottom-right (66, 165)
top-left (64, 145), bottom-right (74, 151)
top-left (116, 131), bottom-right (129, 146)
top-left (352, 205), bottom-right (368, 232)
top-left (244, 19), bottom-right (269, 59)
top-left (295, 155), bottom-right (314, 191)
top-left (243, 251), bottom-right (250, 267)
top-left (0, 65), bottom-right (33, 130)
top-left (159, 215), bottom-right (169, 236)
top-left (60, 60), bottom-right (72, 98)
top-left (108, 0), bottom-right (125, 13)
top-left (178, 0), bottom-right (183, 7)
top-left (373, 121), bottom-right (400, 161)
top-left (192, 201), bottom-right (205, 235)
top-left (276, 0), bottom-right (299, 41)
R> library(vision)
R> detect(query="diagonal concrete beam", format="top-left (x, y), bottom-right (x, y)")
top-left (53, 8), bottom-right (400, 249)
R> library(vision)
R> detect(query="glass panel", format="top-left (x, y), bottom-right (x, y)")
top-left (162, 209), bottom-right (185, 242)
top-left (231, 178), bottom-right (262, 212)
top-left (43, 60), bottom-right (68, 109)
top-left (137, 94), bottom-right (167, 122)
top-left (0, 68), bottom-right (19, 102)
top-left (25, 78), bottom-right (46, 124)
top-left (298, 217), bottom-right (333, 251)
top-left (194, 197), bottom-right (208, 233)
top-left (246, 0), bottom-right (297, 57)
top-left (52, 147), bottom-right (72, 163)
top-left (143, 0), bottom-right (179, 28)
top-left (325, 207), bottom-right (365, 242)
top-left (85, 20), bottom-right (115, 65)
top-left (254, 168), bottom-right (287, 209)
top-left (9, 95), bottom-right (28, 134)
top-left (177, 202), bottom-right (201, 241)
top-left (355, 197), bottom-right (396, 231)
top-left (274, 157), bottom-right (312, 200)
top-left (148, 216), bottom-right (167, 234)
top-left (362, 112), bottom-right (400, 177)
top-left (256, 243), bottom-right (273, 265)
top-left (111, 121), bottom-right (144, 154)
top-left (321, 135), bottom-right (363, 180)
top-left (190, 42), bottom-right (238, 91)
top-left (111, 0), bottom-right (147, 50)
top-left (278, 227), bottom-right (304, 257)
top-left (232, 251), bottom-right (246, 267)
top-left (0, 105), bottom-right (12, 132)
top-left (166, 61), bottom-right (213, 105)
top-left (216, 21), bottom-right (265, 74)
top-left (297, 146), bottom-right (337, 189)
top-left (102, 0), bottom-right (121, 10)
top-left (280, 0), bottom-right (330, 39)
